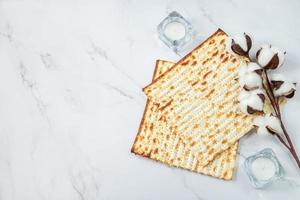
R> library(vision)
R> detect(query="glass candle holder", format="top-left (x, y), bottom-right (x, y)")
top-left (244, 148), bottom-right (284, 189)
top-left (157, 11), bottom-right (193, 52)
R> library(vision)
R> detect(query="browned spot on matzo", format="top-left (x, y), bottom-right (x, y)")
top-left (159, 99), bottom-right (173, 111)
top-left (220, 39), bottom-right (225, 44)
top-left (181, 60), bottom-right (190, 66)
top-left (203, 71), bottom-right (212, 79)
top-left (191, 80), bottom-right (199, 86)
top-left (191, 60), bottom-right (197, 66)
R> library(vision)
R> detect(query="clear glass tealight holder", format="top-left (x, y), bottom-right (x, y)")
top-left (157, 11), bottom-right (193, 53)
top-left (244, 148), bottom-right (284, 189)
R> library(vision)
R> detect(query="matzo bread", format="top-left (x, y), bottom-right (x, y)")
top-left (132, 60), bottom-right (239, 180)
top-left (143, 29), bottom-right (254, 167)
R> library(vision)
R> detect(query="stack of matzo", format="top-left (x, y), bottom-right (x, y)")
top-left (131, 29), bottom-right (254, 180)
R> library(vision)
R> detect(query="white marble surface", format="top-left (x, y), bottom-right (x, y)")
top-left (0, 0), bottom-right (300, 199)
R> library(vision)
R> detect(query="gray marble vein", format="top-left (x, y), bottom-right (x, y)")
top-left (40, 53), bottom-right (56, 69)
top-left (0, 0), bottom-right (299, 200)
top-left (87, 40), bottom-right (142, 89)
top-left (18, 62), bottom-right (51, 126)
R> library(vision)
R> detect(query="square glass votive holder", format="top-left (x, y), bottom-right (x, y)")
top-left (157, 11), bottom-right (193, 52)
top-left (244, 148), bottom-right (284, 189)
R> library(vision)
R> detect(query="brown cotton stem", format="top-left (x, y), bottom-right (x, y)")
top-left (261, 71), bottom-right (288, 148)
top-left (243, 56), bottom-right (300, 169)
top-left (279, 117), bottom-right (300, 168)
top-left (262, 69), bottom-right (300, 169)
top-left (274, 133), bottom-right (290, 150)
top-left (262, 70), bottom-right (280, 115)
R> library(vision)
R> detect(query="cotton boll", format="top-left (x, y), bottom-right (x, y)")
top-left (271, 74), bottom-right (287, 82)
top-left (238, 90), bottom-right (251, 114)
top-left (253, 116), bottom-right (265, 127)
top-left (238, 64), bottom-right (248, 77)
top-left (253, 88), bottom-right (265, 94)
top-left (238, 89), bottom-right (265, 115)
top-left (232, 34), bottom-right (248, 51)
top-left (257, 45), bottom-right (274, 67)
top-left (256, 45), bottom-right (285, 69)
top-left (228, 33), bottom-right (252, 56)
top-left (238, 62), bottom-right (263, 90)
top-left (238, 62), bottom-right (261, 77)
top-left (257, 126), bottom-right (270, 136)
top-left (274, 82), bottom-right (296, 98)
top-left (265, 114), bottom-right (283, 135)
top-left (253, 114), bottom-right (282, 136)
top-left (253, 116), bottom-right (269, 135)
top-left (271, 46), bottom-right (285, 67)
top-left (241, 72), bottom-right (263, 90)
top-left (270, 74), bottom-right (296, 98)
top-left (239, 99), bottom-right (249, 114)
top-left (238, 89), bottom-right (264, 101)
top-left (247, 62), bottom-right (262, 72)
top-left (247, 92), bottom-right (264, 111)
top-left (226, 37), bottom-right (234, 54)
top-left (238, 90), bottom-right (250, 102)
top-left (244, 73), bottom-right (262, 87)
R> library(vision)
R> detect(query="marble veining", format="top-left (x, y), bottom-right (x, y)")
top-left (0, 0), bottom-right (299, 199)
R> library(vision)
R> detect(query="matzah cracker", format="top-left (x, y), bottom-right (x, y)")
top-left (143, 29), bottom-right (254, 167)
top-left (132, 60), bottom-right (239, 180)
